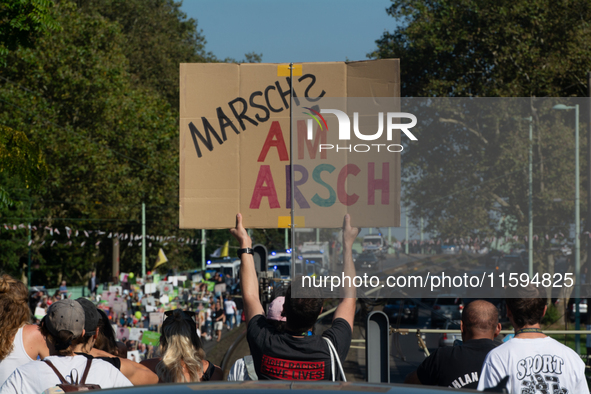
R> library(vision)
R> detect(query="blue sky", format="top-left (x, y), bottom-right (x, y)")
top-left (180, 0), bottom-right (396, 64)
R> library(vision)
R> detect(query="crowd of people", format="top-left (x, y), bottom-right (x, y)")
top-left (0, 213), bottom-right (589, 392)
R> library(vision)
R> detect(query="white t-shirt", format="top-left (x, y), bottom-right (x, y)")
top-left (0, 355), bottom-right (133, 394)
top-left (224, 300), bottom-right (237, 315)
top-left (477, 336), bottom-right (589, 393)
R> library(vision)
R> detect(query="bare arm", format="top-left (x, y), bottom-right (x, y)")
top-left (23, 324), bottom-right (50, 360)
top-left (332, 214), bottom-right (359, 331)
top-left (230, 213), bottom-right (264, 324)
top-left (90, 348), bottom-right (158, 385)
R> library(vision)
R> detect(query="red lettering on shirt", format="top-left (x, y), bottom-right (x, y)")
top-left (261, 355), bottom-right (325, 380)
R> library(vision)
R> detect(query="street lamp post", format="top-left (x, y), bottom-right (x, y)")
top-left (553, 104), bottom-right (581, 354)
top-left (523, 116), bottom-right (534, 278)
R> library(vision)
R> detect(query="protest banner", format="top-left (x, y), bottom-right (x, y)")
top-left (127, 351), bottom-right (140, 362)
top-left (129, 328), bottom-right (147, 341)
top-left (179, 60), bottom-right (401, 229)
top-left (109, 286), bottom-right (122, 296)
top-left (116, 326), bottom-right (130, 341)
top-left (149, 312), bottom-right (164, 326)
top-left (144, 283), bottom-right (156, 294)
top-left (34, 307), bottom-right (46, 320)
top-left (141, 331), bottom-right (161, 346)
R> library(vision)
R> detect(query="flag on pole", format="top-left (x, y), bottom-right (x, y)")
top-left (220, 241), bottom-right (229, 258)
top-left (154, 248), bottom-right (168, 269)
top-left (210, 247), bottom-right (221, 258)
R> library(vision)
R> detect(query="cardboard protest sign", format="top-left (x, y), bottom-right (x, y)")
top-left (141, 331), bottom-right (161, 346)
top-left (179, 60), bottom-right (401, 229)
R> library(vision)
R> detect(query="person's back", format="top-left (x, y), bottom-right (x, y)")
top-left (0, 275), bottom-right (50, 385)
top-left (477, 286), bottom-right (589, 393)
top-left (405, 299), bottom-right (501, 389)
top-left (5, 353), bottom-right (131, 393)
top-left (232, 213), bottom-right (358, 381)
top-left (0, 299), bottom-right (132, 393)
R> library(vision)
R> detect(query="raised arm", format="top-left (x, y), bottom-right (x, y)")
top-left (332, 214), bottom-right (359, 331)
top-left (230, 213), bottom-right (264, 324)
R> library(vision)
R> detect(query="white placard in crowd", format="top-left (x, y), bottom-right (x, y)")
top-left (168, 276), bottom-right (187, 287)
top-left (113, 301), bottom-right (127, 313)
top-left (109, 286), bottom-right (122, 296)
top-left (144, 283), bottom-right (156, 294)
top-left (34, 307), bottom-right (46, 319)
top-left (127, 350), bottom-right (140, 362)
top-left (145, 305), bottom-right (157, 312)
top-left (128, 328), bottom-right (147, 341)
top-left (149, 312), bottom-right (164, 326)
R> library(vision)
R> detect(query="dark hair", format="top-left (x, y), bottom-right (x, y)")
top-left (160, 310), bottom-right (205, 360)
top-left (40, 318), bottom-right (91, 356)
top-left (94, 308), bottom-right (119, 356)
top-left (283, 282), bottom-right (323, 333)
top-left (506, 297), bottom-right (547, 328)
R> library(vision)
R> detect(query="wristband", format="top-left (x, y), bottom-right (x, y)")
top-left (237, 247), bottom-right (254, 258)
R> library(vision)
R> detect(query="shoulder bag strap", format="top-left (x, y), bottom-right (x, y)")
top-left (79, 358), bottom-right (93, 384)
top-left (43, 359), bottom-right (68, 385)
top-left (323, 337), bottom-right (347, 382)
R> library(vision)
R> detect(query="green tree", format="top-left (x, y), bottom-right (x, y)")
top-left (0, 0), bottom-right (60, 65)
top-left (76, 0), bottom-right (215, 110)
top-left (0, 1), bottom-right (190, 285)
top-left (370, 0), bottom-right (591, 287)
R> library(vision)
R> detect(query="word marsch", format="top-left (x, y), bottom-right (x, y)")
top-left (188, 75), bottom-right (324, 158)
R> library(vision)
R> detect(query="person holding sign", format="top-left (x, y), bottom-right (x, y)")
top-left (230, 213), bottom-right (358, 381)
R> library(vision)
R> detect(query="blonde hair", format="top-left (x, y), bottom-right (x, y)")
top-left (156, 310), bottom-right (204, 383)
top-left (0, 275), bottom-right (31, 360)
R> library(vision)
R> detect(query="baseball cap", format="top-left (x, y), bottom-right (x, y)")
top-left (76, 297), bottom-right (100, 336)
top-left (267, 296), bottom-right (286, 322)
top-left (45, 300), bottom-right (85, 338)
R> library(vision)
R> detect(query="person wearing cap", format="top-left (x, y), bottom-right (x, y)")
top-left (0, 299), bottom-right (133, 393)
top-left (477, 285), bottom-right (589, 393)
top-left (74, 298), bottom-right (158, 386)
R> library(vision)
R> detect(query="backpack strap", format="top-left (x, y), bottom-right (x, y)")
top-left (79, 358), bottom-right (93, 384)
top-left (43, 359), bottom-right (69, 385)
top-left (243, 355), bottom-right (258, 381)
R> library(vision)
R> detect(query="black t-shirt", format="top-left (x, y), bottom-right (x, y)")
top-left (416, 338), bottom-right (497, 389)
top-left (212, 309), bottom-right (224, 321)
top-left (246, 314), bottom-right (351, 381)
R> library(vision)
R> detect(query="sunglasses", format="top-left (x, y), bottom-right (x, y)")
top-left (164, 310), bottom-right (197, 323)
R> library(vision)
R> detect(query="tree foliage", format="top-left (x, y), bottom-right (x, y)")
top-left (370, 0), bottom-right (591, 275)
top-left (0, 0), bottom-right (206, 285)
top-left (76, 0), bottom-right (215, 110)
top-left (0, 0), bottom-right (61, 64)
